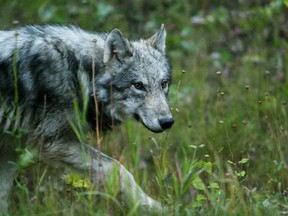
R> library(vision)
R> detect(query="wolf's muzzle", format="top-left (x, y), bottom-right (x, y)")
top-left (159, 117), bottom-right (174, 130)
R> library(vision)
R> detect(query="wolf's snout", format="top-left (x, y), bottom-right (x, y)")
top-left (159, 117), bottom-right (174, 130)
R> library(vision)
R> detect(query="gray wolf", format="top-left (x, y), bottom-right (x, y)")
top-left (0, 24), bottom-right (173, 213)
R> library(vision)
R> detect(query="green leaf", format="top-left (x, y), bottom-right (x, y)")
top-left (192, 176), bottom-right (206, 190)
top-left (236, 170), bottom-right (246, 177)
top-left (196, 194), bottom-right (207, 201)
top-left (192, 201), bottom-right (204, 208)
top-left (64, 172), bottom-right (90, 188)
top-left (197, 161), bottom-right (212, 173)
top-left (227, 160), bottom-right (236, 165)
top-left (18, 149), bottom-right (38, 169)
top-left (238, 158), bottom-right (249, 164)
top-left (208, 182), bottom-right (220, 189)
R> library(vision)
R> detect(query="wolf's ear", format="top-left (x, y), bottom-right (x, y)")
top-left (147, 24), bottom-right (167, 54)
top-left (103, 29), bottom-right (132, 64)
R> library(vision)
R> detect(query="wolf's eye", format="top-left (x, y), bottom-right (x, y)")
top-left (133, 82), bottom-right (145, 91)
top-left (161, 80), bottom-right (168, 89)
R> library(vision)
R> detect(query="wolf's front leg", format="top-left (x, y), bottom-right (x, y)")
top-left (41, 140), bottom-right (163, 212)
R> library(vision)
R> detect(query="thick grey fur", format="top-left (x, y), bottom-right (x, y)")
top-left (0, 24), bottom-right (173, 214)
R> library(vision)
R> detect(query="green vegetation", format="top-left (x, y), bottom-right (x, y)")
top-left (1, 0), bottom-right (288, 215)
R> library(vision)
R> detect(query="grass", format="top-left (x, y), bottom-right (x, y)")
top-left (8, 55), bottom-right (288, 216)
top-left (1, 1), bottom-right (288, 215)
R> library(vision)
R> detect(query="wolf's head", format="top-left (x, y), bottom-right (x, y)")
top-left (98, 25), bottom-right (174, 133)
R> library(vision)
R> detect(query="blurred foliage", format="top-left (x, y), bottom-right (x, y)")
top-left (1, 0), bottom-right (287, 68)
top-left (1, 0), bottom-right (288, 215)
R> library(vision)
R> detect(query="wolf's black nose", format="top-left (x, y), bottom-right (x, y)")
top-left (159, 117), bottom-right (174, 130)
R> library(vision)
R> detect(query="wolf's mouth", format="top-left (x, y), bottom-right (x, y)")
top-left (133, 114), bottom-right (165, 133)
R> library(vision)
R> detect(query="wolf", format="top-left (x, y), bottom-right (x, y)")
top-left (0, 24), bottom-right (173, 214)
